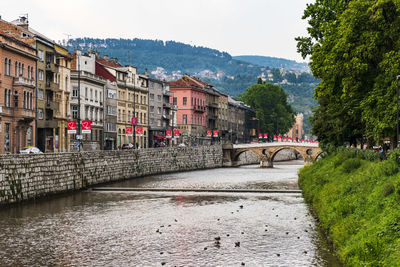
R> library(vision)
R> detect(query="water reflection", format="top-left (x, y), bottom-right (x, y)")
top-left (0, 161), bottom-right (341, 266)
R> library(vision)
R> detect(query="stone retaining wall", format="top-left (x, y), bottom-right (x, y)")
top-left (0, 145), bottom-right (223, 205)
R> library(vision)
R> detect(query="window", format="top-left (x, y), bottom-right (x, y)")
top-left (72, 87), bottom-right (78, 97)
top-left (4, 58), bottom-right (7, 75)
top-left (140, 113), bottom-right (142, 124)
top-left (38, 50), bottom-right (44, 61)
top-left (38, 109), bottom-right (44, 119)
top-left (107, 89), bottom-right (116, 99)
top-left (183, 114), bottom-right (187, 124)
top-left (150, 93), bottom-right (154, 100)
top-left (95, 90), bottom-right (98, 102)
top-left (23, 92), bottom-right (26, 108)
top-left (157, 95), bottom-right (162, 102)
top-left (27, 127), bottom-right (32, 146)
top-left (140, 96), bottom-right (143, 104)
top-left (90, 88), bottom-right (93, 101)
top-left (143, 96), bottom-right (146, 103)
top-left (27, 66), bottom-right (30, 79)
top-left (37, 88), bottom-right (43, 100)
top-left (107, 106), bottom-right (116, 115)
top-left (72, 106), bottom-right (78, 119)
top-left (183, 97), bottom-right (187, 106)
top-left (8, 59), bottom-right (10, 75)
top-left (14, 95), bottom-right (18, 108)
top-left (85, 87), bottom-right (88, 99)
top-left (150, 106), bottom-right (154, 113)
top-left (157, 107), bottom-right (161, 115)
top-left (157, 120), bottom-right (161, 127)
top-left (15, 61), bottom-right (18, 77)
top-left (107, 123), bottom-right (116, 132)
top-left (38, 69), bottom-right (44, 81)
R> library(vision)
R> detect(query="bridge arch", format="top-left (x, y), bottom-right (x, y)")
top-left (232, 149), bottom-right (263, 165)
top-left (270, 146), bottom-right (306, 163)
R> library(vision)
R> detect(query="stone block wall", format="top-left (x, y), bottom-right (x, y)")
top-left (0, 145), bottom-right (223, 205)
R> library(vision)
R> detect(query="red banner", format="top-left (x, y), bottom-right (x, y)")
top-left (273, 135), bottom-right (277, 141)
top-left (213, 130), bottom-right (219, 137)
top-left (136, 126), bottom-right (143, 136)
top-left (82, 120), bottom-right (91, 134)
top-left (166, 130), bottom-right (172, 139)
top-left (264, 133), bottom-right (268, 139)
top-left (173, 130), bottom-right (180, 137)
top-left (131, 117), bottom-right (137, 125)
top-left (126, 126), bottom-right (133, 136)
top-left (283, 137), bottom-right (287, 141)
top-left (278, 135), bottom-right (282, 140)
top-left (258, 133), bottom-right (263, 139)
top-left (67, 120), bottom-right (76, 134)
top-left (207, 130), bottom-right (212, 137)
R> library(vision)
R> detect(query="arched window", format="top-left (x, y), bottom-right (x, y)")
top-left (8, 59), bottom-right (11, 75)
top-left (23, 91), bottom-right (26, 108)
top-left (27, 66), bottom-right (30, 79)
top-left (18, 62), bottom-right (21, 76)
top-left (8, 89), bottom-right (11, 107)
top-left (21, 63), bottom-right (24, 76)
top-left (15, 61), bottom-right (18, 76)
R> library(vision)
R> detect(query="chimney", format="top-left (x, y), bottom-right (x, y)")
top-left (16, 15), bottom-right (29, 29)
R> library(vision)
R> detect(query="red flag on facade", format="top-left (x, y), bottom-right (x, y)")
top-left (173, 130), bottom-right (180, 137)
top-left (264, 133), bottom-right (268, 139)
top-left (67, 121), bottom-right (77, 134)
top-left (273, 135), bottom-right (277, 141)
top-left (82, 120), bottom-right (91, 134)
top-left (213, 130), bottom-right (219, 137)
top-left (258, 133), bottom-right (263, 139)
top-left (136, 126), bottom-right (143, 136)
top-left (166, 130), bottom-right (172, 139)
top-left (207, 130), bottom-right (212, 137)
top-left (126, 126), bottom-right (133, 136)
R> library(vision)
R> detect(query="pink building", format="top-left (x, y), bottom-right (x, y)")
top-left (169, 75), bottom-right (206, 141)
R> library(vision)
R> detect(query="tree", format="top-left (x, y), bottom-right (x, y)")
top-left (239, 83), bottom-right (296, 135)
top-left (297, 0), bottom-right (400, 147)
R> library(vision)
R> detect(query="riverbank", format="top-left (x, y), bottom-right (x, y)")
top-left (0, 145), bottom-right (222, 205)
top-left (298, 149), bottom-right (400, 266)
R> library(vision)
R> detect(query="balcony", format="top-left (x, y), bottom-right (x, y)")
top-left (163, 102), bottom-right (171, 109)
top-left (1, 106), bottom-right (35, 120)
top-left (45, 62), bottom-right (57, 73)
top-left (194, 105), bottom-right (205, 113)
top-left (44, 120), bottom-right (58, 128)
top-left (13, 76), bottom-right (35, 88)
top-left (46, 81), bottom-right (60, 92)
top-left (46, 100), bottom-right (59, 111)
top-left (208, 102), bottom-right (219, 108)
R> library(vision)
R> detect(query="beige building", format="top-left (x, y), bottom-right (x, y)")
top-left (54, 44), bottom-right (71, 152)
top-left (97, 57), bottom-right (148, 148)
top-left (286, 113), bottom-right (304, 141)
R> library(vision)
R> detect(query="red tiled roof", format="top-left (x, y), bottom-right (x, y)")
top-left (169, 76), bottom-right (203, 88)
top-left (96, 57), bottom-right (123, 68)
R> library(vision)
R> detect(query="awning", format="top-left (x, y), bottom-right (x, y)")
top-left (153, 135), bottom-right (166, 140)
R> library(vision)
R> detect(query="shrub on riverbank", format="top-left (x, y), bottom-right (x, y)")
top-left (299, 149), bottom-right (400, 266)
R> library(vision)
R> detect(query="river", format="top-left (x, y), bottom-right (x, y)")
top-left (0, 160), bottom-right (341, 266)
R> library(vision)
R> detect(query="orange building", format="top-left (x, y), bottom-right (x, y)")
top-left (0, 30), bottom-right (37, 153)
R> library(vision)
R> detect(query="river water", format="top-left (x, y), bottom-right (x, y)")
top-left (0, 160), bottom-right (341, 266)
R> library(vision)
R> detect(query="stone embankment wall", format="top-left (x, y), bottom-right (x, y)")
top-left (0, 145), bottom-right (223, 205)
top-left (238, 149), bottom-right (299, 165)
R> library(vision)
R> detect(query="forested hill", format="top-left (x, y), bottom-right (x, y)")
top-left (233, 55), bottom-right (309, 72)
top-left (66, 37), bottom-right (317, 133)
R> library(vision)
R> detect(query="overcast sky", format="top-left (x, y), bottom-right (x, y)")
top-left (1, 0), bottom-right (313, 62)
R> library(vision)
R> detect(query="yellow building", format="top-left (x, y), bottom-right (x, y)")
top-left (54, 44), bottom-right (71, 152)
top-left (96, 57), bottom-right (148, 148)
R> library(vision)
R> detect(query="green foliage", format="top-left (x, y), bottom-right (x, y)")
top-left (299, 151), bottom-right (400, 266)
top-left (239, 83), bottom-right (296, 135)
top-left (297, 0), bottom-right (400, 146)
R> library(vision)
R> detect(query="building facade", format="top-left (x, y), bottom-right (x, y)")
top-left (169, 75), bottom-right (206, 145)
top-left (70, 51), bottom-right (105, 150)
top-left (0, 31), bottom-right (36, 153)
top-left (286, 113), bottom-right (304, 141)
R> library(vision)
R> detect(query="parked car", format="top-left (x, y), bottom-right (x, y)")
top-left (121, 143), bottom-right (134, 150)
top-left (19, 147), bottom-right (43, 154)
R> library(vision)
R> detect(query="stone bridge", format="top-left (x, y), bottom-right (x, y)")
top-left (223, 142), bottom-right (323, 168)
